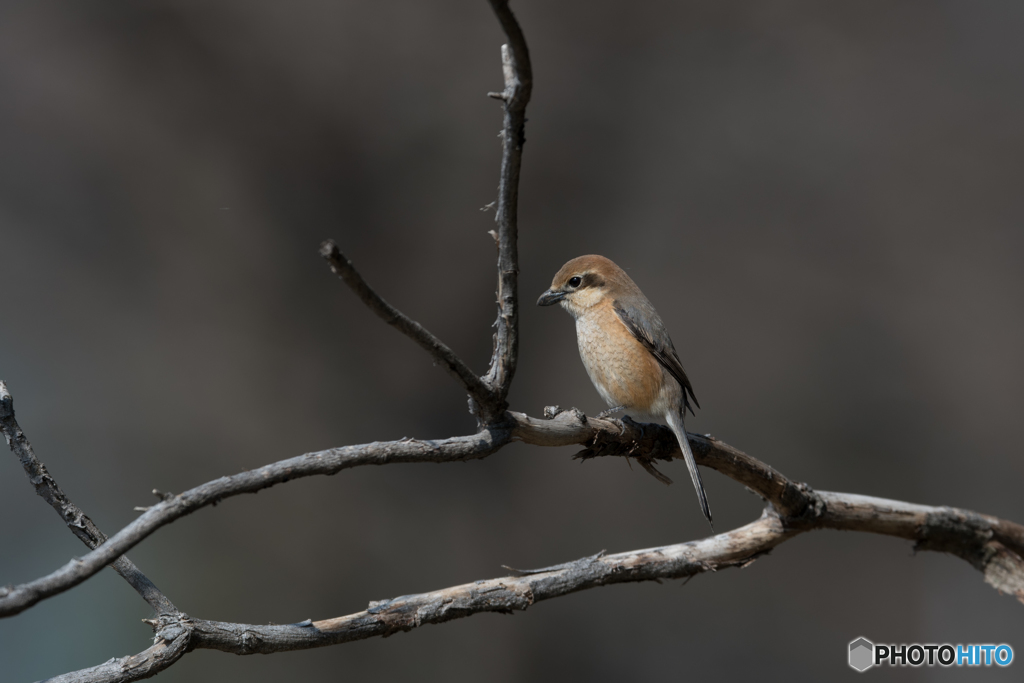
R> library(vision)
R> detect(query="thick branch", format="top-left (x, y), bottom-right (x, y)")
top-left (51, 481), bottom-right (1024, 682)
top-left (511, 409), bottom-right (816, 519)
top-left (175, 492), bottom-right (1024, 642)
top-left (7, 407), bottom-right (1024, 621)
top-left (319, 240), bottom-right (498, 414)
top-left (0, 382), bottom-right (176, 615)
top-left (482, 0), bottom-right (533, 409)
top-left (510, 409), bottom-right (1024, 562)
top-left (190, 514), bottom-right (787, 652)
top-left (52, 516), bottom-right (789, 682)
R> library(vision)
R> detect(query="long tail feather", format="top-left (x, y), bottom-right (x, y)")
top-left (666, 411), bottom-right (713, 530)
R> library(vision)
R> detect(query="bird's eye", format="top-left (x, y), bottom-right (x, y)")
top-left (568, 276), bottom-right (582, 288)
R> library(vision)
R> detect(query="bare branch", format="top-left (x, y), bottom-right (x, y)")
top-left (0, 426), bottom-right (511, 618)
top-left (482, 0), bottom-right (533, 409)
top-left (512, 409), bottom-right (1024, 565)
top-left (51, 484), bottom-right (1024, 681)
top-left (51, 515), bottom-right (790, 682)
top-left (44, 630), bottom-right (190, 683)
top-left (814, 492), bottom-right (1024, 599)
top-left (188, 514), bottom-right (787, 652)
top-left (319, 240), bottom-right (498, 415)
top-left (10, 5), bottom-right (1024, 681)
top-left (0, 382), bottom-right (176, 616)
top-left (511, 410), bottom-right (815, 519)
top-left (7, 406), bottom-right (1023, 621)
top-left (316, 2), bottom-right (535, 426)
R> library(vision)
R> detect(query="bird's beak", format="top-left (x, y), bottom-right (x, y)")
top-left (536, 289), bottom-right (566, 306)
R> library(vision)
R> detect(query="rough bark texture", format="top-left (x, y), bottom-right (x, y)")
top-left (44, 480), bottom-right (1024, 683)
top-left (481, 0), bottom-right (532, 417)
top-left (6, 394), bottom-right (1024, 682)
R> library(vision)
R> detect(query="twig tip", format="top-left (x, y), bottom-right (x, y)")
top-left (0, 383), bottom-right (14, 424)
top-left (319, 240), bottom-right (340, 258)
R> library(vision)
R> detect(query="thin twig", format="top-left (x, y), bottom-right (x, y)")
top-left (0, 382), bottom-right (176, 615)
top-left (319, 240), bottom-right (498, 416)
top-left (482, 0), bottom-right (533, 411)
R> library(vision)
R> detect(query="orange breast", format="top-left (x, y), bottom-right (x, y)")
top-left (574, 302), bottom-right (664, 411)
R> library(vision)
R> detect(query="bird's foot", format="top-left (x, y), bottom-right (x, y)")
top-left (542, 405), bottom-right (563, 419)
top-left (595, 405), bottom-right (625, 420)
top-left (620, 414), bottom-right (645, 440)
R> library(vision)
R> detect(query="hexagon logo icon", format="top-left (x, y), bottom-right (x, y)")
top-left (849, 637), bottom-right (874, 672)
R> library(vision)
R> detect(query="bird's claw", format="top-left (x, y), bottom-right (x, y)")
top-left (595, 405), bottom-right (625, 420)
top-left (620, 414), bottom-right (645, 439)
top-left (542, 405), bottom-right (563, 419)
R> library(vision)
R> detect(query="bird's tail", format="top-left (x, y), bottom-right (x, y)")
top-left (666, 410), bottom-right (713, 530)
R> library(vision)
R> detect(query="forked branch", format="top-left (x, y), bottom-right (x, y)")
top-left (0, 382), bottom-right (176, 616)
top-left (48, 452), bottom-right (1024, 682)
top-left (0, 416), bottom-right (509, 618)
top-left (317, 1), bottom-right (533, 424)
top-left (5, 402), bottom-right (1023, 621)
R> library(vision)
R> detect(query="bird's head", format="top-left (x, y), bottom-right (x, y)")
top-left (537, 254), bottom-right (626, 317)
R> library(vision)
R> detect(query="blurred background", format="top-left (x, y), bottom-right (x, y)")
top-left (1, 0), bottom-right (1023, 680)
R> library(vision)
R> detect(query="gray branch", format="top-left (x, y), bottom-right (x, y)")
top-left (49, 481), bottom-right (1024, 682)
top-left (319, 240), bottom-right (499, 415)
top-left (482, 0), bottom-right (533, 413)
top-left (6, 406), bottom-right (1023, 623)
top-left (45, 517), bottom-right (786, 683)
top-left (0, 424), bottom-right (510, 618)
top-left (0, 382), bottom-right (176, 616)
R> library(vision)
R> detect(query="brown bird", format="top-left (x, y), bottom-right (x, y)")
top-left (537, 255), bottom-right (711, 527)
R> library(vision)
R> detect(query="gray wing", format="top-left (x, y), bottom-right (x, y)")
top-left (613, 299), bottom-right (699, 415)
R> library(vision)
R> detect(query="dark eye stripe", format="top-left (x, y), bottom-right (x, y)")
top-left (580, 272), bottom-right (605, 288)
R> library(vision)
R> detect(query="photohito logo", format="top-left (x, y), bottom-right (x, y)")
top-left (848, 637), bottom-right (1013, 671)
top-left (849, 638), bottom-right (874, 672)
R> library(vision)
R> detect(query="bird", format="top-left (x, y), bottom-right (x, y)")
top-left (537, 254), bottom-right (712, 527)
